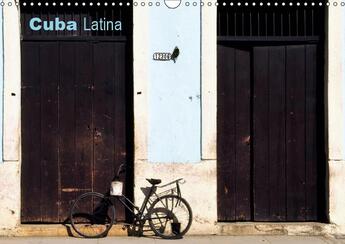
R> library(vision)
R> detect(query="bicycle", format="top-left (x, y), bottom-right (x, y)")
top-left (69, 163), bottom-right (193, 239)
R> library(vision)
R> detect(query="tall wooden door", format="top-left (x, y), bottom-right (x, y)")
top-left (21, 5), bottom-right (133, 223)
top-left (217, 0), bottom-right (326, 222)
top-left (217, 44), bottom-right (325, 221)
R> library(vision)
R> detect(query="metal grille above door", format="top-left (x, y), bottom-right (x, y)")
top-left (217, 2), bottom-right (325, 41)
top-left (217, 2), bottom-right (326, 222)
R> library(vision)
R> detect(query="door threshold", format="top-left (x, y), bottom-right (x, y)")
top-left (0, 224), bottom-right (127, 237)
top-left (216, 222), bottom-right (335, 236)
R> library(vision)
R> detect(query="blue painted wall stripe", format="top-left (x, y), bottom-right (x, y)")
top-left (148, 1), bottom-right (201, 163)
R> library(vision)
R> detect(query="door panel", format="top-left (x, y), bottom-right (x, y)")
top-left (40, 43), bottom-right (60, 222)
top-left (21, 41), bottom-right (130, 223)
top-left (217, 44), bottom-right (322, 222)
top-left (21, 43), bottom-right (42, 222)
top-left (217, 46), bottom-right (251, 221)
top-left (285, 45), bottom-right (307, 221)
top-left (305, 45), bottom-right (318, 220)
top-left (253, 46), bottom-right (287, 221)
top-left (58, 42), bottom-right (95, 221)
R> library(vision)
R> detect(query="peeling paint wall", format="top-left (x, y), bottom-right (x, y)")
top-left (0, 163), bottom-right (20, 228)
top-left (134, 160), bottom-right (218, 234)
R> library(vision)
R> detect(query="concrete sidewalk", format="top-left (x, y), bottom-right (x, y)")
top-left (0, 236), bottom-right (344, 244)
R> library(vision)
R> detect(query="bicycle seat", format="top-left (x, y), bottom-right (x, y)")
top-left (146, 178), bottom-right (162, 185)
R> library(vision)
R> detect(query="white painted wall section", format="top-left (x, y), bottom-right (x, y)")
top-left (201, 1), bottom-right (217, 160)
top-left (3, 2), bottom-right (20, 161)
top-left (0, 3), bottom-right (21, 228)
top-left (327, 3), bottom-right (345, 234)
top-left (327, 3), bottom-right (345, 160)
top-left (0, 4), bottom-right (3, 162)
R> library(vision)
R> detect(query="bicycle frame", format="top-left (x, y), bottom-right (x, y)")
top-left (69, 175), bottom-right (192, 239)
top-left (108, 178), bottom-right (185, 224)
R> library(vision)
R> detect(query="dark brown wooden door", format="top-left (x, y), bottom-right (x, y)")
top-left (217, 44), bottom-right (325, 222)
top-left (21, 41), bottom-right (132, 223)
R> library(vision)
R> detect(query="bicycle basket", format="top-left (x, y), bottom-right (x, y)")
top-left (152, 178), bottom-right (185, 199)
top-left (110, 181), bottom-right (123, 196)
top-left (155, 187), bottom-right (178, 198)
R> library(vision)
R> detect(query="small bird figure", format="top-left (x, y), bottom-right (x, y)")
top-left (171, 46), bottom-right (180, 63)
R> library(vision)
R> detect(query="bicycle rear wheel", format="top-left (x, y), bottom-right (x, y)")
top-left (70, 192), bottom-right (115, 238)
top-left (148, 194), bottom-right (192, 239)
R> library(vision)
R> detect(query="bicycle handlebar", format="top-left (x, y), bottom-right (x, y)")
top-left (116, 163), bottom-right (126, 178)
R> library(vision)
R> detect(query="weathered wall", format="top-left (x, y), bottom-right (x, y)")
top-left (327, 2), bottom-right (345, 234)
top-left (0, 2), bottom-right (21, 228)
top-left (134, 161), bottom-right (218, 234)
top-left (133, 0), bottom-right (218, 234)
top-left (0, 163), bottom-right (20, 228)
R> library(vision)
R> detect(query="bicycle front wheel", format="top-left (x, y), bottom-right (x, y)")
top-left (148, 194), bottom-right (192, 239)
top-left (70, 192), bottom-right (115, 238)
